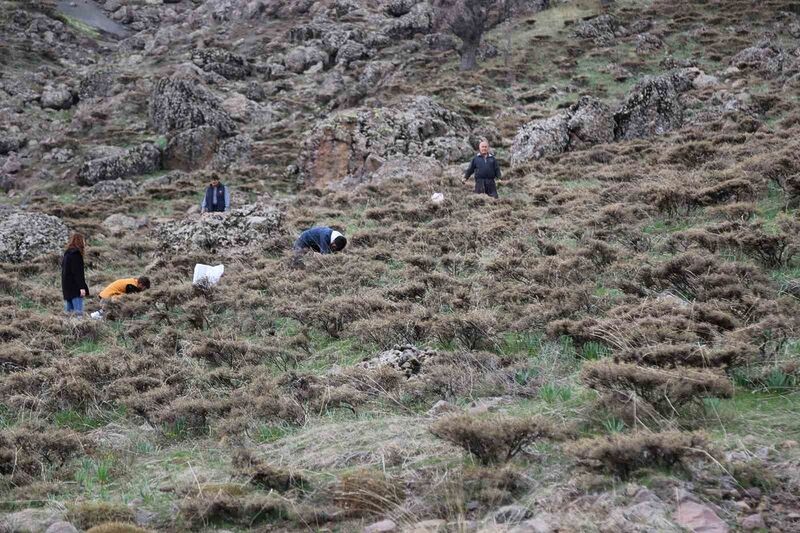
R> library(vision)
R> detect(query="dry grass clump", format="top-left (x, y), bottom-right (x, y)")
top-left (567, 431), bottom-right (710, 478)
top-left (179, 490), bottom-right (292, 529)
top-left (581, 361), bottom-right (733, 421)
top-left (67, 501), bottom-right (136, 530)
top-left (615, 342), bottom-right (750, 369)
top-left (333, 468), bottom-right (405, 517)
top-left (0, 424), bottom-right (83, 485)
top-left (232, 449), bottom-right (306, 492)
top-left (432, 309), bottom-right (499, 350)
top-left (430, 414), bottom-right (563, 465)
top-left (86, 523), bottom-right (150, 533)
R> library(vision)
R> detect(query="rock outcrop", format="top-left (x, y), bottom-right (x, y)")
top-left (149, 75), bottom-right (237, 137)
top-left (191, 47), bottom-right (252, 80)
top-left (78, 179), bottom-right (138, 201)
top-left (358, 345), bottom-right (437, 377)
top-left (0, 209), bottom-right (69, 263)
top-left (76, 143), bottom-right (162, 185)
top-left (164, 126), bottom-right (219, 171)
top-left (154, 202), bottom-right (282, 253)
top-left (297, 96), bottom-right (471, 186)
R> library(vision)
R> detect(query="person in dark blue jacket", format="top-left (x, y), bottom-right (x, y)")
top-left (61, 233), bottom-right (89, 315)
top-left (292, 226), bottom-right (347, 266)
top-left (462, 139), bottom-right (502, 198)
top-left (201, 173), bottom-right (230, 213)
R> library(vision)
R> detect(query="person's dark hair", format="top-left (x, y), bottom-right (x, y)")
top-left (65, 233), bottom-right (86, 256)
top-left (208, 172), bottom-right (221, 183)
top-left (332, 236), bottom-right (347, 252)
top-left (137, 276), bottom-right (151, 289)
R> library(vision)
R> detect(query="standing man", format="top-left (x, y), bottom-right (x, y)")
top-left (462, 139), bottom-right (502, 198)
top-left (201, 173), bottom-right (230, 213)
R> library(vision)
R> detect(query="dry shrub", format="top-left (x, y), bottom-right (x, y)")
top-left (430, 414), bottom-right (562, 465)
top-left (86, 523), bottom-right (150, 533)
top-left (179, 491), bottom-right (291, 529)
top-left (581, 361), bottom-right (733, 419)
top-left (156, 397), bottom-right (228, 436)
top-left (406, 351), bottom-right (504, 402)
top-left (0, 345), bottom-right (47, 372)
top-left (67, 502), bottom-right (135, 530)
top-left (707, 202), bottom-right (756, 221)
top-left (0, 424), bottom-right (83, 485)
top-left (567, 431), bottom-right (710, 479)
top-left (695, 178), bottom-right (758, 206)
top-left (462, 466), bottom-right (528, 508)
top-left (333, 468), bottom-right (405, 517)
top-left (347, 311), bottom-right (431, 348)
top-left (615, 342), bottom-right (750, 369)
top-left (232, 449), bottom-right (306, 492)
top-left (432, 309), bottom-right (498, 350)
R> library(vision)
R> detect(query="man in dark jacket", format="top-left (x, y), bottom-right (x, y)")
top-left (201, 173), bottom-right (230, 213)
top-left (291, 226), bottom-right (347, 267)
top-left (462, 139), bottom-right (502, 198)
top-left (61, 237), bottom-right (89, 315)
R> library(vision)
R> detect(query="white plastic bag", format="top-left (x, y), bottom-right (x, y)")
top-left (431, 192), bottom-right (445, 205)
top-left (193, 263), bottom-right (225, 286)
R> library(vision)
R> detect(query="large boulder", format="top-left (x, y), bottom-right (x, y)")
top-left (154, 202), bottom-right (282, 253)
top-left (76, 143), bottom-right (162, 185)
top-left (0, 130), bottom-right (26, 156)
top-left (78, 69), bottom-right (115, 100)
top-left (510, 96), bottom-right (615, 164)
top-left (297, 96), bottom-right (471, 186)
top-left (0, 209), bottom-right (69, 263)
top-left (164, 126), bottom-right (219, 171)
top-left (40, 85), bottom-right (75, 110)
top-left (149, 75), bottom-right (237, 137)
top-left (103, 213), bottom-right (148, 235)
top-left (284, 45), bottom-right (328, 73)
top-left (613, 69), bottom-right (698, 140)
top-left (212, 135), bottom-right (252, 170)
top-left (191, 47), bottom-right (252, 80)
top-left (574, 14), bottom-right (626, 45)
top-left (382, 2), bottom-right (433, 39)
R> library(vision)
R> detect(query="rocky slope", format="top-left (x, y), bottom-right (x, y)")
top-left (1, 0), bottom-right (800, 532)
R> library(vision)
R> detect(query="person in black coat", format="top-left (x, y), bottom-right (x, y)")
top-left (61, 233), bottom-right (89, 315)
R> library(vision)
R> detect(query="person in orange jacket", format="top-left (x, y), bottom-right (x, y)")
top-left (98, 276), bottom-right (151, 299)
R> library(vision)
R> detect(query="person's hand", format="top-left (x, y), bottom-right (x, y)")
top-left (80, 289), bottom-right (86, 297)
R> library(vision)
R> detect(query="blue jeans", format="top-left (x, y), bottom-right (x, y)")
top-left (64, 297), bottom-right (84, 314)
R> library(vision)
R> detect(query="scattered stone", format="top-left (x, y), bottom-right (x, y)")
top-left (154, 202), bottom-right (282, 253)
top-left (780, 439), bottom-right (799, 449)
top-left (40, 85), bottom-right (74, 110)
top-left (383, 2), bottom-right (433, 39)
top-left (359, 345), bottom-right (436, 377)
top-left (492, 504), bottom-right (532, 524)
top-left (45, 521), bottom-right (79, 533)
top-left (427, 400), bottom-right (460, 418)
top-left (2, 153), bottom-right (22, 174)
top-left (408, 519), bottom-right (447, 532)
top-left (0, 508), bottom-right (65, 533)
top-left (730, 43), bottom-right (785, 77)
top-left (511, 513), bottom-right (559, 533)
top-left (740, 514), bottom-right (765, 531)
top-left (467, 396), bottom-right (509, 415)
top-left (364, 519), bottom-right (398, 533)
top-left (79, 69), bottom-right (115, 100)
top-left (284, 45), bottom-right (327, 73)
top-left (675, 501), bottom-right (729, 533)
top-left (164, 125), bottom-right (219, 171)
top-left (0, 209), bottom-right (69, 263)
top-left (0, 131), bottom-right (26, 155)
top-left (149, 74), bottom-right (237, 137)
top-left (77, 143), bottom-right (162, 185)
top-left (574, 14), bottom-right (626, 45)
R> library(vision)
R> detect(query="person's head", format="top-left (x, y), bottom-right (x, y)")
top-left (136, 276), bottom-right (151, 290)
top-left (331, 235), bottom-right (347, 252)
top-left (65, 233), bottom-right (86, 255)
top-left (478, 139), bottom-right (490, 156)
top-left (208, 172), bottom-right (221, 187)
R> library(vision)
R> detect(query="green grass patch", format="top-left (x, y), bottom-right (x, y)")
top-left (53, 407), bottom-right (125, 431)
top-left (708, 391), bottom-right (800, 442)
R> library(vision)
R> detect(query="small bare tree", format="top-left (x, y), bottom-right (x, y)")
top-left (432, 0), bottom-right (520, 71)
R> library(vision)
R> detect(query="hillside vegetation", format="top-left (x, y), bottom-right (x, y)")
top-left (1, 0), bottom-right (799, 531)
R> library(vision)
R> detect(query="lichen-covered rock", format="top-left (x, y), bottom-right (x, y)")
top-left (297, 96), bottom-right (470, 186)
top-left (613, 68), bottom-right (698, 140)
top-left (0, 209), bottom-right (69, 263)
top-left (0, 508), bottom-right (66, 533)
top-left (382, 2), bottom-right (433, 39)
top-left (385, 0), bottom-right (417, 17)
top-left (164, 126), bottom-right (219, 171)
top-left (510, 112), bottom-right (570, 165)
top-left (154, 202), bottom-right (282, 253)
top-left (567, 96), bottom-right (615, 148)
top-left (212, 135), bottom-right (252, 170)
top-left (78, 69), bottom-right (115, 100)
top-left (730, 43), bottom-right (786, 77)
top-left (0, 131), bottom-right (26, 156)
top-left (284, 45), bottom-right (328, 73)
top-left (103, 213), bottom-right (148, 235)
top-left (77, 143), bottom-right (162, 185)
top-left (149, 75), bottom-right (237, 137)
top-left (191, 47), bottom-right (252, 80)
top-left (40, 85), bottom-right (74, 110)
top-left (78, 179), bottom-right (138, 201)
top-left (574, 14), bottom-right (626, 45)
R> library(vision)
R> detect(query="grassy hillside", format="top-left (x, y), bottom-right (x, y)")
top-left (1, 0), bottom-right (799, 531)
